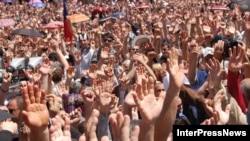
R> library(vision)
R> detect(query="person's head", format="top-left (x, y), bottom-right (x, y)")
top-left (70, 81), bottom-right (82, 94)
top-left (154, 81), bottom-right (165, 97)
top-left (102, 32), bottom-right (114, 47)
top-left (79, 33), bottom-right (89, 48)
top-left (122, 59), bottom-right (131, 72)
top-left (52, 67), bottom-right (63, 83)
top-left (161, 38), bottom-right (170, 54)
top-left (129, 46), bottom-right (139, 56)
top-left (48, 52), bottom-right (58, 63)
top-left (7, 96), bottom-right (23, 121)
top-left (152, 63), bottom-right (165, 81)
top-left (160, 54), bottom-right (168, 68)
top-left (200, 47), bottom-right (214, 68)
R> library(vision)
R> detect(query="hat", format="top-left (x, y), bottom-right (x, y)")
top-left (0, 109), bottom-right (14, 121)
top-left (202, 47), bottom-right (214, 58)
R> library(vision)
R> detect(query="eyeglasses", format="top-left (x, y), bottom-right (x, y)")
top-left (8, 108), bottom-right (17, 114)
top-left (130, 48), bottom-right (139, 51)
top-left (103, 39), bottom-right (113, 43)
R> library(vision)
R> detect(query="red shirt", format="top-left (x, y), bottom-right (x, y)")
top-left (227, 70), bottom-right (246, 113)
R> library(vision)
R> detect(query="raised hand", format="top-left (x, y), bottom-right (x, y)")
top-left (21, 83), bottom-right (49, 132)
top-left (213, 89), bottom-right (231, 125)
top-left (103, 65), bottom-right (114, 78)
top-left (166, 48), bottom-right (185, 89)
top-left (213, 40), bottom-right (224, 60)
top-left (133, 84), bottom-right (166, 124)
top-left (135, 64), bottom-right (148, 89)
top-left (79, 109), bottom-right (109, 141)
top-left (66, 66), bottom-right (76, 80)
top-left (57, 81), bottom-right (69, 96)
top-left (228, 46), bottom-right (248, 72)
top-left (39, 57), bottom-right (52, 75)
top-left (109, 112), bottom-right (140, 141)
top-left (94, 91), bottom-right (117, 115)
top-left (49, 115), bottom-right (71, 141)
top-left (80, 87), bottom-right (96, 120)
top-left (87, 64), bottom-right (98, 80)
top-left (92, 78), bottom-right (114, 95)
top-left (47, 94), bottom-right (61, 117)
top-left (1, 72), bottom-right (12, 89)
top-left (68, 108), bottom-right (82, 126)
top-left (50, 39), bottom-right (60, 51)
top-left (132, 53), bottom-right (148, 64)
top-left (24, 69), bottom-right (34, 81)
top-left (100, 47), bottom-right (110, 60)
top-left (124, 90), bottom-right (137, 107)
top-left (5, 50), bottom-right (14, 60)
top-left (154, 48), bottom-right (185, 141)
top-left (118, 74), bottom-right (130, 91)
top-left (189, 40), bottom-right (200, 57)
top-left (74, 51), bottom-right (82, 65)
top-left (205, 57), bottom-right (225, 90)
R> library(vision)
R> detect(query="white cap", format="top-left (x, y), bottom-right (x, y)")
top-left (202, 47), bottom-right (214, 58)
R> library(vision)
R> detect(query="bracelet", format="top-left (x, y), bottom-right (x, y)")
top-left (0, 86), bottom-right (8, 93)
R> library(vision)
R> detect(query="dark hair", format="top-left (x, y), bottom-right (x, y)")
top-left (0, 49), bottom-right (4, 57)
top-left (48, 52), bottom-right (58, 61)
top-left (52, 68), bottom-right (63, 83)
top-left (102, 32), bottom-right (114, 40)
top-left (67, 54), bottom-right (75, 66)
top-left (160, 54), bottom-right (168, 62)
top-left (174, 118), bottom-right (191, 125)
top-left (211, 35), bottom-right (238, 58)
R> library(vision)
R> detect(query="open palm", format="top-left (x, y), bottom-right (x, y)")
top-left (133, 92), bottom-right (165, 124)
top-left (21, 84), bottom-right (49, 131)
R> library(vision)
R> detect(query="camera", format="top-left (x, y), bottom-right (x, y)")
top-left (0, 57), bottom-right (43, 85)
top-left (211, 35), bottom-right (239, 58)
top-left (26, 57), bottom-right (43, 69)
top-left (224, 39), bottom-right (238, 58)
top-left (7, 58), bottom-right (27, 73)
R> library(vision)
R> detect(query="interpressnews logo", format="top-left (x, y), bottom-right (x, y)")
top-left (177, 129), bottom-right (247, 137)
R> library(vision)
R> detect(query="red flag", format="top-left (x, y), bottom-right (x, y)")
top-left (63, 2), bottom-right (73, 42)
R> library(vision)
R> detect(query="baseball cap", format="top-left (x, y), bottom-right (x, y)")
top-left (202, 47), bottom-right (214, 58)
top-left (0, 109), bottom-right (14, 121)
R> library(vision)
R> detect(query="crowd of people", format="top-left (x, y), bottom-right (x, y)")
top-left (0, 0), bottom-right (249, 140)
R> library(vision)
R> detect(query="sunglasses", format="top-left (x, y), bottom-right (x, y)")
top-left (130, 48), bottom-right (139, 51)
top-left (8, 108), bottom-right (17, 114)
top-left (103, 39), bottom-right (113, 43)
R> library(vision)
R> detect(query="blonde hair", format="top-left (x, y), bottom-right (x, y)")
top-left (152, 63), bottom-right (164, 73)
top-left (152, 63), bottom-right (165, 81)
